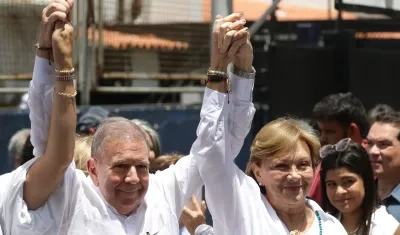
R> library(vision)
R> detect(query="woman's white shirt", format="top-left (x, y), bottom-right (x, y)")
top-left (197, 148), bottom-right (348, 235)
top-left (337, 206), bottom-right (399, 235)
top-left (370, 206), bottom-right (399, 235)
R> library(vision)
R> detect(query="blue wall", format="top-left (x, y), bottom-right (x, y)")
top-left (0, 105), bottom-right (269, 175)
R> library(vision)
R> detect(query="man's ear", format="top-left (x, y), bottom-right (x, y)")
top-left (347, 122), bottom-right (362, 143)
top-left (87, 158), bottom-right (99, 186)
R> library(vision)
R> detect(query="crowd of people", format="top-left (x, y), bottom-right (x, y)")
top-left (1, 1), bottom-right (400, 235)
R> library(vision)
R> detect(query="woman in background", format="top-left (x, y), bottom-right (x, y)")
top-left (320, 138), bottom-right (400, 235)
top-left (73, 135), bottom-right (93, 176)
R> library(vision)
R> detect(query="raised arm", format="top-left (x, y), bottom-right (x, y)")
top-left (227, 24), bottom-right (256, 158)
top-left (151, 13), bottom-right (247, 217)
top-left (24, 0), bottom-right (76, 209)
top-left (196, 15), bottom-right (258, 235)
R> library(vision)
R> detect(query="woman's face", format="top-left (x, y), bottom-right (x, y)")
top-left (254, 140), bottom-right (314, 208)
top-left (325, 167), bottom-right (365, 214)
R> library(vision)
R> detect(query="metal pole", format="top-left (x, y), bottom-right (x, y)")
top-left (328, 0), bottom-right (332, 20)
top-left (98, 0), bottom-right (104, 73)
top-left (336, 0), bottom-right (343, 31)
top-left (210, 0), bottom-right (232, 56)
top-left (79, 0), bottom-right (90, 105)
top-left (249, 0), bottom-right (281, 36)
top-left (91, 24), bottom-right (97, 90)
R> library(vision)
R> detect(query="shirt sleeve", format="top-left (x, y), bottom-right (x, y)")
top-left (371, 206), bottom-right (399, 235)
top-left (28, 56), bottom-right (55, 158)
top-left (228, 71), bottom-right (256, 160)
top-left (0, 173), bottom-right (12, 234)
top-left (3, 57), bottom-right (81, 235)
top-left (4, 161), bottom-right (81, 234)
top-left (152, 87), bottom-right (230, 218)
top-left (195, 74), bottom-right (257, 235)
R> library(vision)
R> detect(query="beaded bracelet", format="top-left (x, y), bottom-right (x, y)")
top-left (35, 43), bottom-right (52, 65)
top-left (206, 69), bottom-right (228, 83)
top-left (54, 89), bottom-right (77, 98)
top-left (55, 68), bottom-right (75, 75)
top-left (56, 74), bottom-right (75, 81)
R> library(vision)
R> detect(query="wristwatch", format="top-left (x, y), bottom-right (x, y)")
top-left (228, 63), bottom-right (256, 80)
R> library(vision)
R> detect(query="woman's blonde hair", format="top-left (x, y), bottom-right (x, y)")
top-left (245, 117), bottom-right (320, 180)
top-left (74, 135), bottom-right (93, 176)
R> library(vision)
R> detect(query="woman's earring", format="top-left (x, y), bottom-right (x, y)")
top-left (259, 182), bottom-right (262, 186)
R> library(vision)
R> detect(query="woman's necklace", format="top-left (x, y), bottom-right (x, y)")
top-left (346, 226), bottom-right (359, 235)
top-left (289, 211), bottom-right (322, 235)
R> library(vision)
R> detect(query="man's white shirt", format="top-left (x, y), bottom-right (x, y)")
top-left (1, 57), bottom-right (255, 235)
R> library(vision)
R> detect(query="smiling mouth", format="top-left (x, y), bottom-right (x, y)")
top-left (119, 189), bottom-right (140, 193)
top-left (285, 185), bottom-right (302, 190)
top-left (336, 198), bottom-right (352, 203)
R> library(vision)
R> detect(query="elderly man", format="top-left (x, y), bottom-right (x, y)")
top-left (2, 1), bottom-right (255, 234)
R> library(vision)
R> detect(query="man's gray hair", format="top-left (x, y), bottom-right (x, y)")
top-left (91, 117), bottom-right (148, 158)
top-left (8, 128), bottom-right (30, 160)
top-left (131, 119), bottom-right (161, 158)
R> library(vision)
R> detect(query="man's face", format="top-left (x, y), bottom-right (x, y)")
top-left (90, 137), bottom-right (150, 216)
top-left (317, 120), bottom-right (347, 146)
top-left (366, 122), bottom-right (400, 178)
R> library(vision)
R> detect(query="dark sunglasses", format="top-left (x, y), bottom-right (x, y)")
top-left (319, 138), bottom-right (351, 159)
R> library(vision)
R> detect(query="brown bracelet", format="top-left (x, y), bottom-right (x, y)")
top-left (35, 43), bottom-right (52, 65)
top-left (206, 69), bottom-right (228, 83)
top-left (56, 74), bottom-right (75, 81)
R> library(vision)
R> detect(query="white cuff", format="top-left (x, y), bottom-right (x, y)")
top-left (33, 56), bottom-right (55, 86)
top-left (229, 71), bottom-right (254, 102)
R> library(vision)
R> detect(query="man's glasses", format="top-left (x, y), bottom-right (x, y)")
top-left (319, 138), bottom-right (351, 159)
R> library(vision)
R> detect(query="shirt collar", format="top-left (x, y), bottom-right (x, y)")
top-left (388, 184), bottom-right (400, 202)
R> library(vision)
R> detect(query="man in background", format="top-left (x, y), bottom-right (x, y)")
top-left (8, 128), bottom-right (30, 169)
top-left (309, 92), bottom-right (369, 207)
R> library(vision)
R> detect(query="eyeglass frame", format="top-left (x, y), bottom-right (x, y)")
top-left (319, 138), bottom-right (352, 159)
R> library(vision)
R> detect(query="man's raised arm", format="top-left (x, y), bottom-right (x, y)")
top-left (24, 0), bottom-right (77, 209)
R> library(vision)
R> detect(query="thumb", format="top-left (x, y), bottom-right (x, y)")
top-left (215, 15), bottom-right (223, 19)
